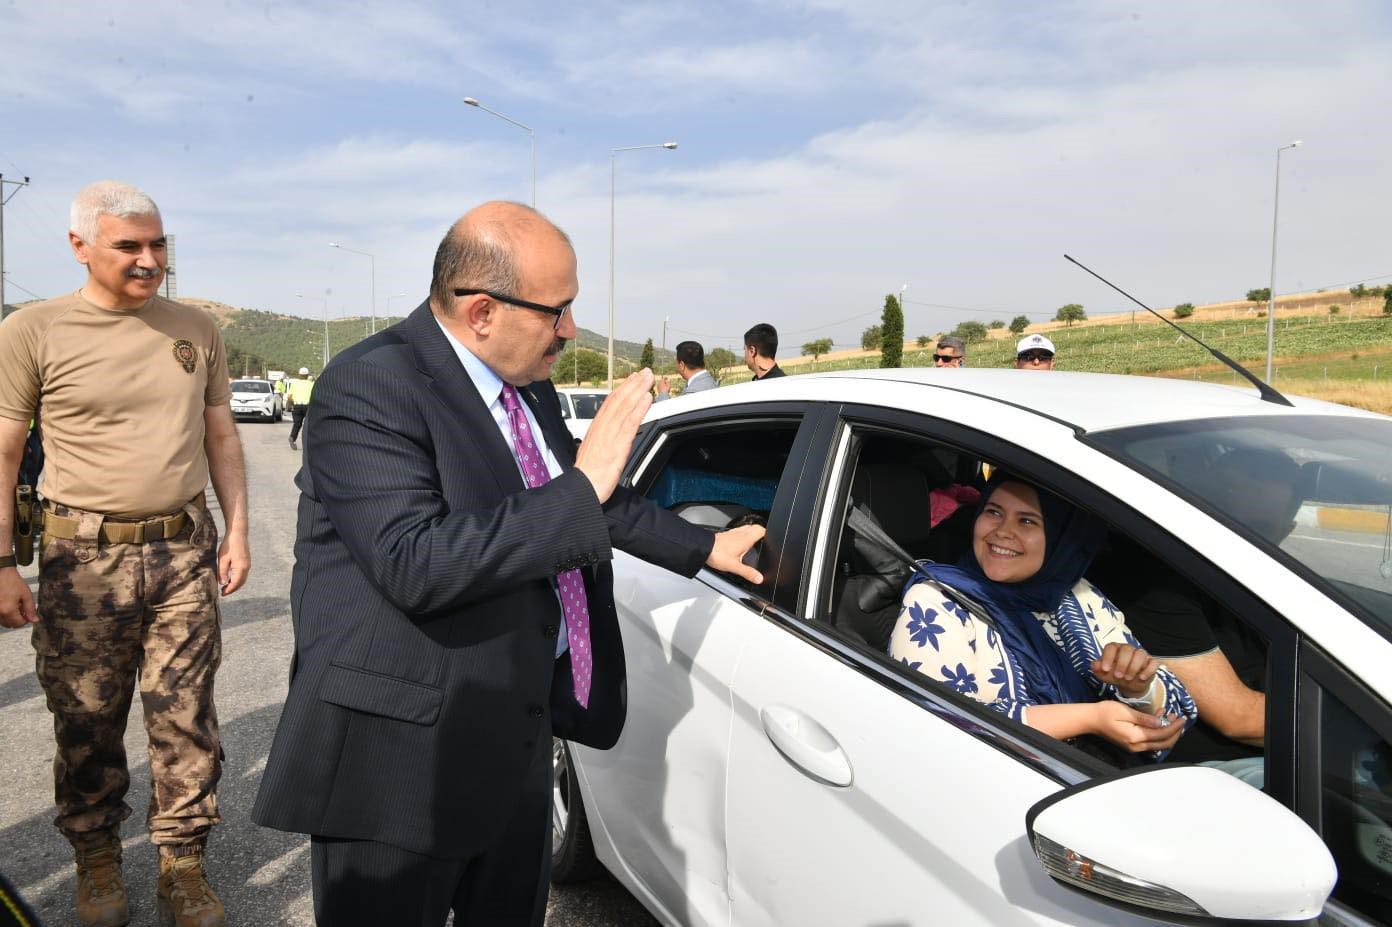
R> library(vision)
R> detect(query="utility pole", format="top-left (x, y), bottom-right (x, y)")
top-left (1, 173), bottom-right (32, 319)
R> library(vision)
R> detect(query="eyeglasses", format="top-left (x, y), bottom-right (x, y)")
top-left (932, 353), bottom-right (962, 364)
top-left (453, 288), bottom-right (573, 331)
top-left (1017, 351), bottom-right (1054, 363)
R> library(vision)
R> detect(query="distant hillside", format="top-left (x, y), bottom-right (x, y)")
top-left (178, 297), bottom-right (671, 376)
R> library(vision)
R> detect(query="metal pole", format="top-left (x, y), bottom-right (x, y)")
top-left (608, 142), bottom-right (678, 390)
top-left (0, 174), bottom-right (32, 319)
top-left (1265, 141), bottom-right (1301, 383)
top-left (463, 98), bottom-right (537, 208)
top-left (369, 253), bottom-right (376, 334)
top-left (608, 152), bottom-right (615, 389)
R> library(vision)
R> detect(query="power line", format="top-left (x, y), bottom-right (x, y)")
top-left (1, 273), bottom-right (44, 300)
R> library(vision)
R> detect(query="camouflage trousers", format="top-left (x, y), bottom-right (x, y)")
top-left (31, 497), bottom-right (223, 850)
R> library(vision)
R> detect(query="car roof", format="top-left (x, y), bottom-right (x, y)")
top-left (556, 387), bottom-right (610, 395)
top-left (651, 369), bottom-right (1386, 432)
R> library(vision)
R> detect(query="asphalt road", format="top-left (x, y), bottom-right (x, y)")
top-left (0, 416), bottom-right (656, 926)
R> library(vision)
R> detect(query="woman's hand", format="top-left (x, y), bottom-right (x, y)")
top-left (1091, 642), bottom-right (1159, 700)
top-left (1090, 702), bottom-right (1185, 753)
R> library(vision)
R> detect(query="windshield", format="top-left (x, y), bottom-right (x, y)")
top-left (231, 380), bottom-right (271, 393)
top-left (571, 394), bottom-right (607, 419)
top-left (1088, 414), bottom-right (1392, 637)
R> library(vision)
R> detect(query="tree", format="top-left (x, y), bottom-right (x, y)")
top-left (1173, 302), bottom-right (1195, 319)
top-left (1329, 304), bottom-right (1341, 315)
top-left (1009, 315), bottom-right (1030, 335)
top-left (916, 335), bottom-right (932, 347)
top-left (802, 338), bottom-right (834, 364)
top-left (640, 338), bottom-right (655, 370)
top-left (951, 320), bottom-right (988, 343)
top-left (1385, 289), bottom-right (1392, 316)
top-left (988, 319), bottom-right (1005, 330)
top-left (880, 293), bottom-right (904, 368)
top-left (563, 347), bottom-right (608, 384)
top-left (1053, 303), bottom-right (1087, 327)
top-left (706, 346), bottom-right (738, 383)
top-left (1246, 287), bottom-right (1271, 303)
top-left (1350, 284), bottom-right (1369, 299)
top-left (861, 324), bottom-right (882, 351)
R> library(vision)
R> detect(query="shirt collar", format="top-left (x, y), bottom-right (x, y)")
top-left (434, 315), bottom-right (506, 411)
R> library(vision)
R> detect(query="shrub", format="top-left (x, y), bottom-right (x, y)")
top-left (1329, 305), bottom-right (1341, 315)
top-left (1009, 315), bottom-right (1030, 335)
top-left (1173, 302), bottom-right (1195, 319)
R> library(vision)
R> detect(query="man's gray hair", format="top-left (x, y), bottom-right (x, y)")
top-left (937, 336), bottom-right (967, 354)
top-left (70, 180), bottom-right (161, 244)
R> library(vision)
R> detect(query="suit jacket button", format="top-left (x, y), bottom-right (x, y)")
top-left (543, 624), bottom-right (559, 639)
top-left (527, 704), bottom-right (544, 719)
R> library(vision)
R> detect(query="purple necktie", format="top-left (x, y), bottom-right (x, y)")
top-left (500, 384), bottom-right (592, 708)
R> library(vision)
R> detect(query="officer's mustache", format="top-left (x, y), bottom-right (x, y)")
top-left (548, 337), bottom-right (567, 355)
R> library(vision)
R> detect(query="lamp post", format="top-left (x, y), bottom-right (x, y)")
top-left (609, 142), bottom-right (678, 388)
top-left (296, 292), bottom-right (330, 368)
top-left (662, 315), bottom-right (670, 352)
top-left (385, 291), bottom-right (408, 322)
top-left (328, 242), bottom-right (377, 334)
top-left (1265, 140), bottom-right (1302, 383)
top-left (464, 97), bottom-right (536, 208)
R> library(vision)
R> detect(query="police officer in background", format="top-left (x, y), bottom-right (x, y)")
top-left (0, 180), bottom-right (249, 927)
top-left (287, 366), bottom-right (315, 450)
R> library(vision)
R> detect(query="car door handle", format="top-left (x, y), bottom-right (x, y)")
top-left (759, 705), bottom-right (853, 788)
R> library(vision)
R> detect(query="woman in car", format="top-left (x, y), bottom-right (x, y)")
top-left (888, 474), bottom-right (1197, 757)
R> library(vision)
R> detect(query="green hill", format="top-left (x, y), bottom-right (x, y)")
top-left (184, 299), bottom-right (671, 377)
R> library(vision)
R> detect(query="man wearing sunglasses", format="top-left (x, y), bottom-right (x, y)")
top-left (254, 201), bottom-right (765, 927)
top-left (1014, 333), bottom-right (1057, 370)
top-left (933, 336), bottom-right (966, 368)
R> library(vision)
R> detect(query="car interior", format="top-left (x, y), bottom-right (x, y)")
top-left (647, 424), bottom-right (796, 534)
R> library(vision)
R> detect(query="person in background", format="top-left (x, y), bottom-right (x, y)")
top-left (933, 336), bottom-right (966, 368)
top-left (0, 179), bottom-right (248, 927)
top-left (287, 367), bottom-right (314, 450)
top-left (1014, 333), bottom-right (1056, 370)
top-left (657, 340), bottom-right (717, 400)
top-left (743, 323), bottom-right (785, 380)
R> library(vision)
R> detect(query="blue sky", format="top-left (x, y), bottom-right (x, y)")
top-left (3, 1), bottom-right (1390, 354)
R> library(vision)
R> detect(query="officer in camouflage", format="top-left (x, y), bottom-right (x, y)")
top-left (0, 180), bottom-right (249, 927)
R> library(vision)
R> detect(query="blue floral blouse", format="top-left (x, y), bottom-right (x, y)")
top-left (888, 576), bottom-right (1198, 730)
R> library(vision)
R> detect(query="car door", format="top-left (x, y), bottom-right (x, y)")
top-left (724, 401), bottom-right (1160, 926)
top-left (571, 403), bottom-right (822, 927)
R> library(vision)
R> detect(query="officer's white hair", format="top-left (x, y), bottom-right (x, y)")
top-left (70, 180), bottom-right (161, 244)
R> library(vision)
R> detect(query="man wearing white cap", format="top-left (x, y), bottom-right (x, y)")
top-left (287, 367), bottom-right (315, 449)
top-left (1014, 333), bottom-right (1056, 370)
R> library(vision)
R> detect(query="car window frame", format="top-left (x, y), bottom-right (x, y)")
top-left (1297, 642), bottom-right (1392, 926)
top-left (773, 401), bottom-right (1306, 799)
top-left (624, 401), bottom-right (834, 606)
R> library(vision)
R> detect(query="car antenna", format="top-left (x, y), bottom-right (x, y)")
top-left (1064, 254), bottom-right (1294, 407)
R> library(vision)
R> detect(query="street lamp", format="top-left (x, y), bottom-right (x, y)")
top-left (662, 315), bottom-right (670, 352)
top-left (328, 242), bottom-right (377, 335)
top-left (1265, 140), bottom-right (1302, 383)
top-left (296, 292), bottom-right (330, 368)
top-left (609, 142), bottom-right (678, 388)
top-left (464, 96), bottom-right (536, 208)
top-left (385, 291), bottom-right (408, 322)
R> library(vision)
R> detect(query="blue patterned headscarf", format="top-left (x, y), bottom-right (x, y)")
top-left (909, 474), bottom-right (1107, 705)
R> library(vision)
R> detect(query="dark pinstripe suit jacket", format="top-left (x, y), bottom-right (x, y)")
top-left (252, 303), bottom-right (713, 858)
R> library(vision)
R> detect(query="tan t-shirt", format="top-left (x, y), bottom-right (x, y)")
top-left (0, 291), bottom-right (232, 518)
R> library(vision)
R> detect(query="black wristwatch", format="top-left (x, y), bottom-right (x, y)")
top-left (0, 555), bottom-right (16, 570)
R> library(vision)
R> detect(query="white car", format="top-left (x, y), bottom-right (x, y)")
top-left (555, 387), bottom-right (610, 443)
top-left (553, 368), bottom-right (1392, 926)
top-left (229, 378), bottom-right (284, 422)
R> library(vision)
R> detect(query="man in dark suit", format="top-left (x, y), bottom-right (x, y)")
top-left (252, 202), bottom-right (763, 926)
top-left (743, 322), bottom-right (786, 380)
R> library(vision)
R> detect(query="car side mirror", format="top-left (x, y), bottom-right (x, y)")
top-left (1026, 765), bottom-right (1335, 921)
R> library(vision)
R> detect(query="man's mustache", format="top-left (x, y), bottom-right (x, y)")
top-left (128, 267), bottom-right (161, 279)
